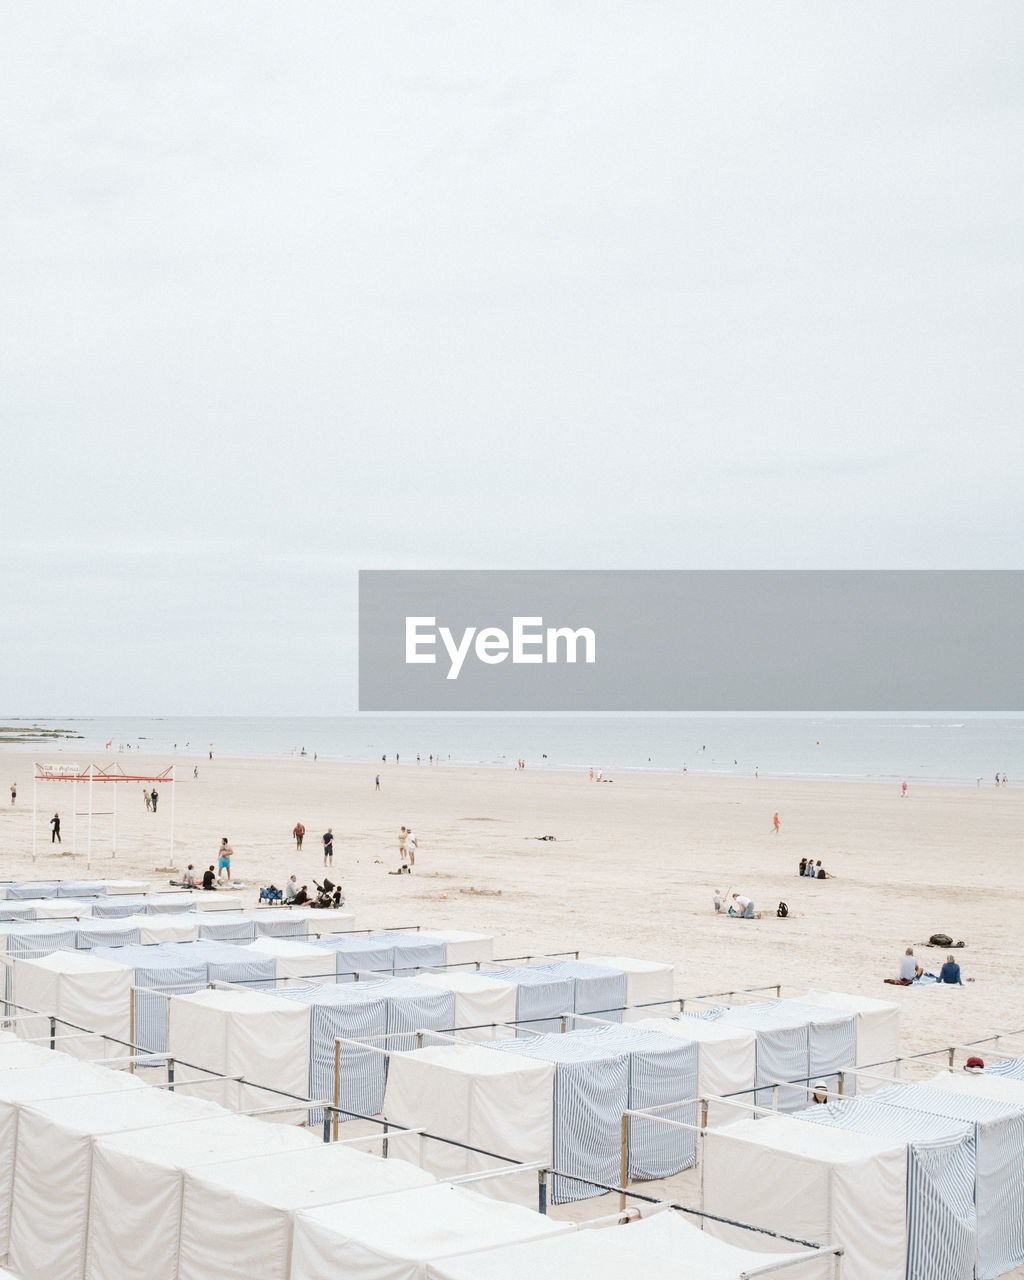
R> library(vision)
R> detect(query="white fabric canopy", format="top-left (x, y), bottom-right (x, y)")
top-left (295, 910), bottom-right (358, 938)
top-left (17, 898), bottom-right (94, 920)
top-left (384, 1042), bottom-right (555, 1204)
top-left (8, 1087), bottom-right (222, 1280)
top-left (702, 1113), bottom-right (907, 1280)
top-left (582, 956), bottom-right (674, 1021)
top-left (800, 989), bottom-right (900, 1088)
top-left (925, 1069), bottom-right (1024, 1107)
top-left (418, 930), bottom-right (495, 967)
top-left (85, 1110), bottom-right (320, 1280)
top-left (246, 936), bottom-right (339, 981)
top-left (0, 1058), bottom-right (147, 1262)
top-left (11, 952), bottom-right (132, 1057)
top-left (179, 1143), bottom-right (437, 1280)
top-left (290, 1183), bottom-right (570, 1280)
top-left (166, 989), bottom-right (312, 1120)
top-left (115, 914), bottom-right (200, 945)
top-left (428, 1208), bottom-right (834, 1280)
top-left (411, 973), bottom-right (517, 1041)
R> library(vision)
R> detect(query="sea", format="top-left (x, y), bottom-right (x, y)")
top-left (1, 715), bottom-right (1020, 787)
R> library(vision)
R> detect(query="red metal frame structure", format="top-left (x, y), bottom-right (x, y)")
top-left (33, 762), bottom-right (176, 869)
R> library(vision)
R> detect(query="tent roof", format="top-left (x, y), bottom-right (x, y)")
top-left (246, 937), bottom-right (324, 958)
top-left (94, 1110), bottom-right (318, 1166)
top-left (582, 955), bottom-right (672, 976)
top-left (801, 989), bottom-right (899, 1016)
top-left (21, 1086), bottom-right (223, 1136)
top-left (429, 1210), bottom-right (818, 1280)
top-left (714, 1113), bottom-right (904, 1162)
top-left (0, 1060), bottom-right (149, 1103)
top-left (414, 972), bottom-right (514, 995)
top-left (186, 1141), bottom-right (435, 1210)
top-left (658, 1014), bottom-right (757, 1047)
top-left (15, 950), bottom-right (129, 976)
top-left (170, 988), bottom-right (300, 1015)
top-left (393, 1043), bottom-right (553, 1080)
top-left (296, 1182), bottom-right (567, 1261)
top-left (924, 1070), bottom-right (1024, 1107)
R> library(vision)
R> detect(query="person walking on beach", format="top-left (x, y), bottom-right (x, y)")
top-left (150, 788), bottom-right (159, 813)
top-left (406, 827), bottom-right (418, 869)
top-left (323, 829), bottom-right (334, 866)
top-left (293, 822), bottom-right (305, 850)
top-left (9, 783), bottom-right (15, 806)
top-left (144, 789), bottom-right (151, 811)
top-left (217, 838), bottom-right (232, 882)
top-left (772, 812), bottom-right (780, 835)
top-left (375, 775), bottom-right (381, 791)
top-left (901, 781), bottom-right (908, 798)
top-left (50, 813), bottom-right (61, 844)
top-left (398, 826), bottom-right (408, 869)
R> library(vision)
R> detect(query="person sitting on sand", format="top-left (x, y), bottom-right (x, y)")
top-left (292, 884), bottom-right (310, 905)
top-left (815, 860), bottom-right (834, 879)
top-left (285, 875), bottom-right (299, 902)
top-left (899, 947), bottom-right (923, 981)
top-left (729, 893), bottom-right (756, 919)
top-left (798, 859), bottom-right (808, 877)
top-left (181, 864), bottom-right (197, 887)
top-left (938, 954), bottom-right (963, 985)
top-left (202, 866), bottom-right (217, 890)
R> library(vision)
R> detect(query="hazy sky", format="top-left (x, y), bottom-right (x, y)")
top-left (2, 2), bottom-right (1021, 714)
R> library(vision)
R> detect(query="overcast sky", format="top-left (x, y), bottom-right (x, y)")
top-left (1, 2), bottom-right (1021, 714)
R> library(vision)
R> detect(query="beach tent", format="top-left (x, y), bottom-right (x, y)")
top-left (92, 943), bottom-right (209, 1054)
top-left (0, 904), bottom-right (37, 924)
top-left (702, 1001), bottom-right (856, 1107)
top-left (411, 972), bottom-right (517, 1041)
top-left (0, 1056), bottom-right (148, 1262)
top-left (494, 1025), bottom-right (697, 1200)
top-left (535, 960), bottom-right (628, 1022)
top-left (196, 913), bottom-right (259, 943)
top-left (384, 1042), bottom-right (555, 1203)
top-left (289, 1182), bottom-right (571, 1280)
top-left (872, 1081), bottom-right (1024, 1280)
top-left (10, 952), bottom-right (132, 1056)
top-left (3, 898), bottom-right (93, 921)
top-left (479, 965), bottom-right (576, 1035)
top-left (245, 936), bottom-right (339, 982)
top-left (0, 1038), bottom-right (65, 1069)
top-left (926, 1067), bottom-right (1024, 1106)
top-left (427, 1208), bottom-right (836, 1280)
top-left (292, 910), bottom-right (357, 938)
top-left (166, 988), bottom-right (312, 1120)
top-left (582, 955), bottom-right (674, 1021)
top-left (97, 880), bottom-right (149, 895)
top-left (4, 883), bottom-right (59, 900)
top-left (251, 909), bottom-right (318, 939)
top-left (799, 989), bottom-right (900, 1088)
top-left (55, 881), bottom-right (108, 898)
top-left (630, 1013), bottom-right (757, 1125)
top-left (702, 1114), bottom-right (908, 1280)
top-left (796, 1094), bottom-right (977, 1280)
top-left (1, 922), bottom-right (78, 959)
top-left (178, 1142), bottom-right (437, 1280)
top-left (278, 978), bottom-right (455, 1120)
top-left (85, 1110), bottom-right (320, 1280)
top-left (369, 931), bottom-right (449, 978)
top-left (988, 1055), bottom-right (1024, 1081)
top-left (74, 920), bottom-right (141, 950)
top-left (110, 913), bottom-right (199, 944)
top-left (415, 930), bottom-right (495, 967)
top-left (7, 1087), bottom-right (223, 1280)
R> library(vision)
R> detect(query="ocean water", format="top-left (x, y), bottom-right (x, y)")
top-left (1, 714), bottom-right (1020, 786)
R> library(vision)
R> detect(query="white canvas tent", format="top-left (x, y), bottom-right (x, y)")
top-left (411, 972), bottom-right (517, 1041)
top-left (245, 936), bottom-right (339, 982)
top-left (478, 965), bottom-right (575, 1034)
top-left (11, 952), bottom-right (133, 1057)
top-left (799, 989), bottom-right (900, 1088)
top-left (582, 955), bottom-right (674, 1021)
top-left (417, 930), bottom-right (495, 967)
top-left (7, 1087), bottom-right (223, 1280)
top-left (925, 1068), bottom-right (1024, 1107)
top-left (0, 1056), bottom-right (148, 1262)
top-left (702, 1113), bottom-right (908, 1280)
top-left (289, 1183), bottom-right (571, 1280)
top-left (178, 1142), bottom-right (437, 1280)
top-left (630, 1013), bottom-right (757, 1125)
top-left (113, 913), bottom-right (199, 944)
top-left (166, 989), bottom-right (312, 1120)
top-left (427, 1208), bottom-right (837, 1280)
top-left (85, 1110), bottom-right (321, 1280)
top-left (383, 1042), bottom-right (555, 1204)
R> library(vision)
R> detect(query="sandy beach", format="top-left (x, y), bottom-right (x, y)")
top-left (1, 751), bottom-right (1018, 1063)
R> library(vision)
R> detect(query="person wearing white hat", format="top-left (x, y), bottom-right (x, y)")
top-left (811, 1080), bottom-right (829, 1103)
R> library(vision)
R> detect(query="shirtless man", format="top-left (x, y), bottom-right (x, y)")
top-left (398, 826), bottom-right (408, 869)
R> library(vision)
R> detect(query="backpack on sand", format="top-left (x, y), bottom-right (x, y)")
top-left (929, 932), bottom-right (953, 948)
top-left (777, 901), bottom-right (789, 918)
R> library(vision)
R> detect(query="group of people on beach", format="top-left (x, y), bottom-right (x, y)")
top-left (894, 946), bottom-right (966, 985)
top-left (799, 858), bottom-right (834, 879)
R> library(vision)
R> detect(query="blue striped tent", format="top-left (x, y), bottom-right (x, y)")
top-left (75, 922), bottom-right (141, 950)
top-left (4, 923), bottom-right (78, 958)
top-left (494, 1025), bottom-right (697, 1202)
top-left (250, 912), bottom-right (306, 939)
top-left (312, 935), bottom-right (398, 981)
top-left (55, 881), bottom-right (107, 898)
top-left (874, 1082), bottom-right (1024, 1280)
top-left (91, 897), bottom-right (150, 919)
top-left (531, 961), bottom-right (628, 1023)
top-left (479, 966), bottom-right (576, 1035)
top-left (989, 1056), bottom-right (1024, 1080)
top-left (6, 883), bottom-right (60, 900)
top-left (799, 1095), bottom-right (977, 1280)
top-left (92, 944), bottom-right (208, 1053)
top-left (779, 998), bottom-right (859, 1096)
top-left (197, 916), bottom-right (259, 944)
top-left (0, 904), bottom-right (37, 923)
top-left (141, 898), bottom-right (199, 916)
top-left (365, 932), bottom-right (447, 979)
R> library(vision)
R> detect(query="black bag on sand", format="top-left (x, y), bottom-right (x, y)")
top-left (929, 932), bottom-right (953, 948)
top-left (777, 902), bottom-right (789, 918)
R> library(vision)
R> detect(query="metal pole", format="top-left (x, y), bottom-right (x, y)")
top-left (129, 989), bottom-right (135, 1074)
top-left (32, 768), bottom-right (37, 863)
top-left (49, 1017), bottom-right (56, 1051)
top-left (87, 769), bottom-right (93, 871)
top-left (382, 1121), bottom-right (389, 1160)
top-left (168, 1059), bottom-right (175, 1091)
top-left (333, 1039), bottom-right (341, 1141)
top-left (538, 1168), bottom-right (548, 1215)
top-left (619, 1113), bottom-right (629, 1211)
top-left (72, 778), bottom-right (77, 857)
top-left (170, 766), bottom-right (176, 866)
top-left (112, 778), bottom-right (118, 858)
